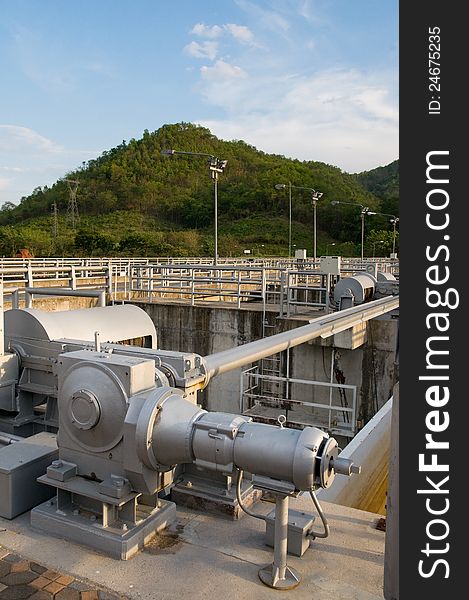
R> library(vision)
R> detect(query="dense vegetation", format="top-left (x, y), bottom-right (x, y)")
top-left (355, 159), bottom-right (399, 218)
top-left (0, 123), bottom-right (399, 257)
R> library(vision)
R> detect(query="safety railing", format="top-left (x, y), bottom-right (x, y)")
top-left (129, 264), bottom-right (339, 314)
top-left (1, 256), bottom-right (399, 310)
top-left (129, 265), bottom-right (268, 308)
top-left (280, 271), bottom-right (332, 316)
top-left (0, 255), bottom-right (399, 272)
top-left (240, 365), bottom-right (357, 438)
top-left (0, 264), bottom-right (114, 308)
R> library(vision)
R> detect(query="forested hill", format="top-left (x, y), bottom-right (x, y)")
top-left (355, 160), bottom-right (399, 217)
top-left (0, 123), bottom-right (399, 257)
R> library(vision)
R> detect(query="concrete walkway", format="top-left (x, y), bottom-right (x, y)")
top-left (0, 496), bottom-right (385, 600)
top-left (0, 546), bottom-right (127, 600)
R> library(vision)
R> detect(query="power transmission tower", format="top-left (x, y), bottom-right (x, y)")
top-left (65, 179), bottom-right (80, 230)
top-left (51, 202), bottom-right (58, 239)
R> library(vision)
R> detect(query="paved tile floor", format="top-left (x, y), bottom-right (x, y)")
top-left (0, 546), bottom-right (127, 600)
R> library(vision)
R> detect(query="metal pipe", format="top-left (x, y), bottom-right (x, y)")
top-left (24, 287), bottom-right (106, 308)
top-left (307, 488), bottom-right (330, 539)
top-left (0, 432), bottom-right (22, 446)
top-left (235, 469), bottom-right (267, 522)
top-left (203, 295), bottom-right (399, 381)
top-left (11, 289), bottom-right (19, 309)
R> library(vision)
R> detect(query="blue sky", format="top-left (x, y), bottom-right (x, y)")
top-left (0, 0), bottom-right (398, 206)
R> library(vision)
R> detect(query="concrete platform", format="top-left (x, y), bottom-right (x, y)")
top-left (0, 496), bottom-right (386, 600)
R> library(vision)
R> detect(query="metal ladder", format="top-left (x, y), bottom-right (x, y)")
top-left (258, 314), bottom-right (287, 408)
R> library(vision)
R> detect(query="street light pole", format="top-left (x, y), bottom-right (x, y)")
top-left (330, 200), bottom-right (375, 260)
top-left (288, 181), bottom-right (292, 258)
top-left (275, 183), bottom-right (323, 260)
top-left (213, 171), bottom-right (218, 266)
top-left (372, 240), bottom-right (384, 258)
top-left (390, 217), bottom-right (399, 255)
top-left (161, 150), bottom-right (227, 266)
top-left (361, 210), bottom-right (365, 262)
top-left (365, 210), bottom-right (399, 257)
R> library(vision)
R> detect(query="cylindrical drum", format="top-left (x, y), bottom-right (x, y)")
top-left (333, 273), bottom-right (376, 305)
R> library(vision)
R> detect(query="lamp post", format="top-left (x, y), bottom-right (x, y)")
top-left (275, 183), bottom-right (323, 259)
top-left (330, 200), bottom-right (376, 261)
top-left (389, 217), bottom-right (399, 255)
top-left (326, 242), bottom-right (336, 255)
top-left (372, 239), bottom-right (385, 258)
top-left (311, 190), bottom-right (324, 262)
top-left (161, 149), bottom-right (227, 265)
top-left (275, 182), bottom-right (292, 258)
top-left (367, 210), bottom-right (400, 256)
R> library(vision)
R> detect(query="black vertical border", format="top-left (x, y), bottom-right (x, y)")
top-left (400, 2), bottom-right (465, 598)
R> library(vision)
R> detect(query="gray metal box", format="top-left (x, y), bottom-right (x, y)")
top-left (0, 432), bottom-right (58, 519)
top-left (294, 249), bottom-right (307, 260)
top-left (57, 350), bottom-right (155, 397)
top-left (320, 256), bottom-right (341, 275)
top-left (265, 508), bottom-right (315, 557)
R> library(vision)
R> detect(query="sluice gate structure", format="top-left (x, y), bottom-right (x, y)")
top-left (0, 256), bottom-right (399, 598)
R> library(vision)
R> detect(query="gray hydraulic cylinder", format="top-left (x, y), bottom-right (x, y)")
top-left (148, 392), bottom-right (336, 491)
top-left (233, 421), bottom-right (327, 491)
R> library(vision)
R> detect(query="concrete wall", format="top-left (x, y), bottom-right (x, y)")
top-left (2, 293), bottom-right (398, 426)
top-left (317, 398), bottom-right (392, 515)
top-left (131, 301), bottom-right (265, 413)
top-left (130, 301), bottom-right (399, 425)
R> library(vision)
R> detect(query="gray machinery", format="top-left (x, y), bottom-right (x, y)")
top-left (334, 270), bottom-right (398, 309)
top-left (0, 305), bottom-right (204, 434)
top-left (31, 347), bottom-right (359, 589)
top-left (0, 296), bottom-right (401, 588)
top-left (0, 303), bottom-right (258, 521)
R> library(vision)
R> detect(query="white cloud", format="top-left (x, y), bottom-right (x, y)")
top-left (191, 23), bottom-right (223, 39)
top-left (297, 0), bottom-right (325, 24)
top-left (196, 68), bottom-right (398, 172)
top-left (224, 24), bottom-right (256, 45)
top-left (187, 22), bottom-right (258, 55)
top-left (0, 125), bottom-right (93, 204)
top-left (235, 0), bottom-right (290, 35)
top-left (0, 125), bottom-right (63, 154)
top-left (0, 166), bottom-right (25, 173)
top-left (184, 41), bottom-right (219, 60)
top-left (201, 60), bottom-right (247, 80)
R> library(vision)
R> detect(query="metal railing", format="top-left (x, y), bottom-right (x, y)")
top-left (240, 365), bottom-right (357, 438)
top-left (0, 255), bottom-right (399, 273)
top-left (129, 264), bottom-right (336, 314)
top-left (129, 264), bottom-right (267, 308)
top-left (1, 256), bottom-right (399, 311)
